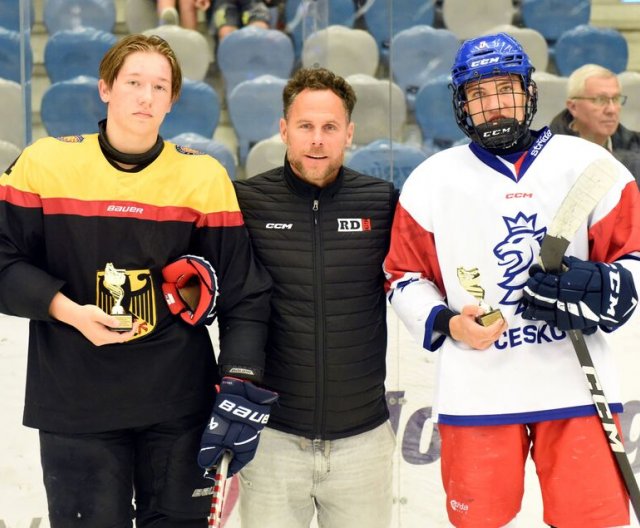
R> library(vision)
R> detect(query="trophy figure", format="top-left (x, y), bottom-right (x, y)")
top-left (456, 267), bottom-right (504, 326)
top-left (103, 263), bottom-right (133, 331)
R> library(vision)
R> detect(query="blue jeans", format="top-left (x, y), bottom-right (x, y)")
top-left (238, 421), bottom-right (396, 528)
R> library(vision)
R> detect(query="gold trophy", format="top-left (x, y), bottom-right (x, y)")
top-left (456, 266), bottom-right (504, 326)
top-left (103, 263), bottom-right (133, 331)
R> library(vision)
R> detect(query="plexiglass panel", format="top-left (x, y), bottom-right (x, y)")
top-left (3, 1), bottom-right (640, 527)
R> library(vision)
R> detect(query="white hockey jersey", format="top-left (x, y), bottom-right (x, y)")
top-left (384, 128), bottom-right (640, 426)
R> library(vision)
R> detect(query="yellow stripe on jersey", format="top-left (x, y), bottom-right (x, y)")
top-left (2, 135), bottom-right (240, 215)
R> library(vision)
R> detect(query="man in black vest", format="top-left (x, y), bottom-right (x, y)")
top-left (233, 67), bottom-right (398, 528)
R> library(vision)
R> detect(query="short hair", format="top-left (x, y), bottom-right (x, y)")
top-left (567, 64), bottom-right (618, 99)
top-left (282, 67), bottom-right (357, 121)
top-left (99, 34), bottom-right (182, 102)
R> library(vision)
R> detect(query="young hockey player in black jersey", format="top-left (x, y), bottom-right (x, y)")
top-left (0, 34), bottom-right (274, 527)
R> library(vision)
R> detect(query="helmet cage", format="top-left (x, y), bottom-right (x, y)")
top-left (452, 73), bottom-right (538, 149)
top-left (450, 33), bottom-right (538, 149)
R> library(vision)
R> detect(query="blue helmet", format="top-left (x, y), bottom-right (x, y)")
top-left (450, 33), bottom-right (537, 149)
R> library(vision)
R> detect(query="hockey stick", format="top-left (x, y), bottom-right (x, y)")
top-left (538, 157), bottom-right (640, 522)
top-left (208, 451), bottom-right (231, 528)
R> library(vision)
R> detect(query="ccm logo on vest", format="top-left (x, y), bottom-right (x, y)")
top-left (338, 218), bottom-right (371, 232)
top-left (266, 223), bottom-right (293, 229)
top-left (219, 399), bottom-right (270, 424)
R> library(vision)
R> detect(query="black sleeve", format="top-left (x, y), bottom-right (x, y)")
top-left (194, 222), bottom-right (272, 383)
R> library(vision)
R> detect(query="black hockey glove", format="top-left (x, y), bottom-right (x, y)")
top-left (162, 255), bottom-right (218, 326)
top-left (521, 256), bottom-right (638, 333)
top-left (198, 377), bottom-right (278, 477)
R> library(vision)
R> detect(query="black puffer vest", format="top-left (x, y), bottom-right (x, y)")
top-left (234, 161), bottom-right (397, 439)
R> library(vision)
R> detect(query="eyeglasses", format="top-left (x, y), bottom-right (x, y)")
top-left (572, 95), bottom-right (628, 107)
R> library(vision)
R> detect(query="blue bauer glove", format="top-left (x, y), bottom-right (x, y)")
top-left (522, 256), bottom-right (637, 333)
top-left (198, 377), bottom-right (278, 477)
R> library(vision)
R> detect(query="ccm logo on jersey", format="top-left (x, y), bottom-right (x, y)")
top-left (338, 218), bottom-right (371, 232)
top-left (218, 399), bottom-right (270, 424)
top-left (266, 223), bottom-right (293, 229)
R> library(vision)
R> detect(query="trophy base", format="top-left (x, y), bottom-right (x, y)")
top-left (476, 309), bottom-right (504, 327)
top-left (110, 314), bottom-right (133, 332)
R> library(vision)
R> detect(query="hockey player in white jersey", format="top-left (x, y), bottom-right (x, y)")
top-left (384, 33), bottom-right (640, 528)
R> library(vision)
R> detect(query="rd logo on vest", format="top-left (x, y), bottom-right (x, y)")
top-left (337, 218), bottom-right (371, 232)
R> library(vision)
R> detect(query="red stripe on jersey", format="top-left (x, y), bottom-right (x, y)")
top-left (384, 202), bottom-right (444, 294)
top-left (0, 185), bottom-right (42, 208)
top-left (589, 181), bottom-right (640, 263)
top-left (2, 188), bottom-right (244, 227)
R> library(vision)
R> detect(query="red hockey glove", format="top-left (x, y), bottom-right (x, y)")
top-left (162, 255), bottom-right (219, 326)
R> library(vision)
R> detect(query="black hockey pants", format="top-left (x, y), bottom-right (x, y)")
top-left (39, 412), bottom-right (212, 527)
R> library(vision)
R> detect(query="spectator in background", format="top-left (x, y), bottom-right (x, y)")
top-left (232, 67), bottom-right (397, 528)
top-left (550, 63), bottom-right (640, 186)
top-left (158, 0), bottom-right (211, 29)
top-left (209, 0), bottom-right (271, 41)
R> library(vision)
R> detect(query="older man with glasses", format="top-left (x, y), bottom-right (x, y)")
top-left (550, 63), bottom-right (640, 185)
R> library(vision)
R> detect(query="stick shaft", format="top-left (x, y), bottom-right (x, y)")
top-left (208, 452), bottom-right (231, 528)
top-left (567, 330), bottom-right (640, 522)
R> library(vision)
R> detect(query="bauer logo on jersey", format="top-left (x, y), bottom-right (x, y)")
top-left (96, 267), bottom-right (157, 339)
top-left (493, 212), bottom-right (546, 307)
top-left (337, 218), bottom-right (372, 232)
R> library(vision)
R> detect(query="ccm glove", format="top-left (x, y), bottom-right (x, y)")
top-left (162, 255), bottom-right (219, 326)
top-left (522, 256), bottom-right (638, 333)
top-left (198, 377), bottom-right (278, 477)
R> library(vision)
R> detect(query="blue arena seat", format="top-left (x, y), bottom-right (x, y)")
top-left (414, 74), bottom-right (466, 146)
top-left (390, 25), bottom-right (459, 111)
top-left (227, 75), bottom-right (287, 165)
top-left (554, 25), bottom-right (628, 76)
top-left (44, 28), bottom-right (117, 83)
top-left (43, 0), bottom-right (116, 34)
top-left (346, 139), bottom-right (428, 190)
top-left (160, 79), bottom-right (220, 139)
top-left (217, 26), bottom-right (294, 98)
top-left (170, 132), bottom-right (237, 180)
top-left (520, 0), bottom-right (590, 44)
top-left (285, 0), bottom-right (356, 58)
top-left (0, 0), bottom-right (35, 32)
top-left (0, 27), bottom-right (32, 83)
top-left (362, 0), bottom-right (435, 60)
top-left (40, 76), bottom-right (106, 137)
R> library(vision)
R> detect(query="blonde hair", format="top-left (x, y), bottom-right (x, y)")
top-left (567, 64), bottom-right (619, 99)
top-left (99, 34), bottom-right (182, 102)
